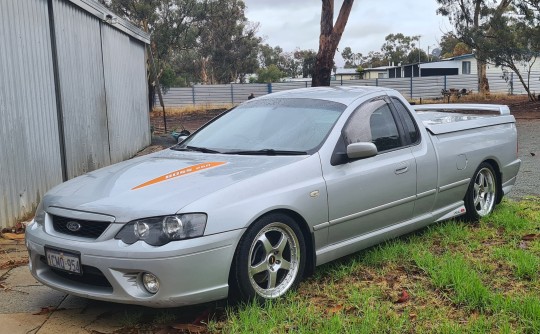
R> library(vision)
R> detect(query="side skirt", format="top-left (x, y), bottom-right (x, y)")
top-left (315, 201), bottom-right (465, 266)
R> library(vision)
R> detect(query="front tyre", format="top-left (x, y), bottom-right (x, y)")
top-left (464, 162), bottom-right (498, 220)
top-left (232, 213), bottom-right (306, 302)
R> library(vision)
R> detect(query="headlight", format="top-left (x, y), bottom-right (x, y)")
top-left (115, 213), bottom-right (207, 246)
top-left (34, 201), bottom-right (46, 225)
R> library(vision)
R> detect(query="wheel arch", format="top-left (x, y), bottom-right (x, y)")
top-left (482, 158), bottom-right (503, 204)
top-left (230, 208), bottom-right (316, 281)
top-left (269, 209), bottom-right (316, 277)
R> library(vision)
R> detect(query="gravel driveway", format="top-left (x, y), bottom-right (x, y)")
top-left (509, 119), bottom-right (540, 200)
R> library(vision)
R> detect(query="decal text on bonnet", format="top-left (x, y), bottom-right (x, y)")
top-left (132, 162), bottom-right (227, 190)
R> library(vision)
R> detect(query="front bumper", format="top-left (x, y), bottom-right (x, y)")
top-left (25, 220), bottom-right (244, 307)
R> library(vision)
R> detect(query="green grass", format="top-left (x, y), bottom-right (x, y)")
top-left (209, 198), bottom-right (540, 333)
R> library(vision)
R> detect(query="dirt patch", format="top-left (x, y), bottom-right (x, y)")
top-left (470, 98), bottom-right (540, 119)
top-left (151, 108), bottom-right (226, 135)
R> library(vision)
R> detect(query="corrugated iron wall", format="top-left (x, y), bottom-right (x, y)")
top-left (101, 25), bottom-right (150, 163)
top-left (160, 72), bottom-right (533, 107)
top-left (0, 0), bottom-right (150, 228)
top-left (53, 0), bottom-right (111, 179)
top-left (0, 0), bottom-right (64, 226)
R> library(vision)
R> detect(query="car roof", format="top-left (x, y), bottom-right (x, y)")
top-left (257, 86), bottom-right (393, 106)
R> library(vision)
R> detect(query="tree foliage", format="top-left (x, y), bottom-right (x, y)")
top-left (295, 49), bottom-right (318, 78)
top-left (473, 3), bottom-right (540, 100)
top-left (381, 33), bottom-right (420, 65)
top-left (255, 64), bottom-right (285, 83)
top-left (341, 46), bottom-right (362, 68)
top-left (439, 32), bottom-right (461, 58)
top-left (406, 48), bottom-right (429, 64)
top-left (453, 42), bottom-right (472, 56)
top-left (100, 0), bottom-right (261, 91)
top-left (436, 0), bottom-right (513, 94)
top-left (196, 0), bottom-right (260, 84)
top-left (438, 0), bottom-right (540, 99)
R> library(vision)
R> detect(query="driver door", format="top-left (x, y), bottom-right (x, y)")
top-left (322, 97), bottom-right (417, 245)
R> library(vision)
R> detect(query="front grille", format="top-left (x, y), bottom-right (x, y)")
top-left (52, 215), bottom-right (110, 239)
top-left (40, 256), bottom-right (112, 288)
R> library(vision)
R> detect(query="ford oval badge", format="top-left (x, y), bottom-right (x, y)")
top-left (66, 221), bottom-right (81, 232)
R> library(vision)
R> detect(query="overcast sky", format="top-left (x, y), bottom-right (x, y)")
top-left (243, 0), bottom-right (453, 66)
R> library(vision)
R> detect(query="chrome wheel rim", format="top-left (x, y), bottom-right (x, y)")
top-left (473, 167), bottom-right (496, 216)
top-left (248, 222), bottom-right (300, 299)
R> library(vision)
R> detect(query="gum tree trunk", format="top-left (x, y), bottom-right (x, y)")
top-left (312, 0), bottom-right (354, 87)
top-left (477, 58), bottom-right (490, 95)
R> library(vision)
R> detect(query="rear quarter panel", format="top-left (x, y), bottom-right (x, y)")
top-left (430, 122), bottom-right (518, 209)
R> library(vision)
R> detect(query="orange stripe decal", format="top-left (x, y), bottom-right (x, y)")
top-left (132, 161), bottom-right (227, 190)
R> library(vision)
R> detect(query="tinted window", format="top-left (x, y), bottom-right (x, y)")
top-left (391, 98), bottom-right (420, 144)
top-left (344, 99), bottom-right (403, 152)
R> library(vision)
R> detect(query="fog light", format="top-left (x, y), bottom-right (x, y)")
top-left (142, 272), bottom-right (159, 294)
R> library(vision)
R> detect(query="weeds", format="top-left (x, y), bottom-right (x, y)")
top-left (211, 198), bottom-right (540, 333)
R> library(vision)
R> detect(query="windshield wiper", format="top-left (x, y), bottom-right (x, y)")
top-left (173, 145), bottom-right (221, 154)
top-left (224, 149), bottom-right (308, 156)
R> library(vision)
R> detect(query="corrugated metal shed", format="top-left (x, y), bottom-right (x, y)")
top-left (53, 0), bottom-right (112, 178)
top-left (102, 24), bottom-right (150, 164)
top-left (0, 0), bottom-right (150, 228)
top-left (0, 0), bottom-right (63, 226)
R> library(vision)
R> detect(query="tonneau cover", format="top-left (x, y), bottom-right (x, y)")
top-left (412, 104), bottom-right (515, 135)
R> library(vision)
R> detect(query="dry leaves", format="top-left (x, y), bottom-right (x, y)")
top-left (326, 304), bottom-right (344, 315)
top-left (521, 234), bottom-right (538, 241)
top-left (33, 306), bottom-right (65, 315)
top-left (0, 259), bottom-right (29, 270)
top-left (395, 289), bottom-right (410, 304)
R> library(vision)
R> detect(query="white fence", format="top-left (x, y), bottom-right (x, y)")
top-left (161, 71), bottom-right (540, 106)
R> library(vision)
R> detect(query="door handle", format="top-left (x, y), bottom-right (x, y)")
top-left (395, 162), bottom-right (409, 175)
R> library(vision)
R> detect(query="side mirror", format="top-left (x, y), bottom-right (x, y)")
top-left (172, 129), bottom-right (191, 143)
top-left (346, 142), bottom-right (378, 159)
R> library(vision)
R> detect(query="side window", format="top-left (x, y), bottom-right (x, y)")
top-left (343, 99), bottom-right (403, 152)
top-left (462, 61), bottom-right (471, 74)
top-left (391, 97), bottom-right (420, 144)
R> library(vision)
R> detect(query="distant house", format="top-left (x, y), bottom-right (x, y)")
top-left (363, 66), bottom-right (399, 79)
top-left (419, 54), bottom-right (475, 76)
top-left (335, 68), bottom-right (360, 80)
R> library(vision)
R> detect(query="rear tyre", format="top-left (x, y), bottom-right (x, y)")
top-left (231, 213), bottom-right (306, 302)
top-left (464, 162), bottom-right (498, 221)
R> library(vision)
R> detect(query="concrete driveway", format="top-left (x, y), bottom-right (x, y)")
top-left (0, 237), bottom-right (140, 333)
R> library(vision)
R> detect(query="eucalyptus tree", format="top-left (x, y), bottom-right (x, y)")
top-left (478, 3), bottom-right (540, 100)
top-left (196, 0), bottom-right (260, 84)
top-left (341, 47), bottom-right (362, 68)
top-left (295, 49), bottom-right (317, 78)
top-left (436, 0), bottom-right (513, 94)
top-left (312, 0), bottom-right (355, 86)
top-left (381, 33), bottom-right (420, 65)
top-left (438, 32), bottom-right (461, 58)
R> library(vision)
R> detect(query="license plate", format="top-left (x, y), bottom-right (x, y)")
top-left (45, 247), bottom-right (82, 274)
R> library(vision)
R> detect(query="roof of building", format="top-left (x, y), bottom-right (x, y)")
top-left (442, 53), bottom-right (475, 61)
top-left (335, 68), bottom-right (359, 75)
top-left (69, 0), bottom-right (150, 44)
top-left (364, 65), bottom-right (400, 71)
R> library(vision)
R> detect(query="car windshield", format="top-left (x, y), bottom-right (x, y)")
top-left (176, 98), bottom-right (346, 154)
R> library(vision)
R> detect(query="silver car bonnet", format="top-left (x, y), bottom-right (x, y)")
top-left (43, 148), bottom-right (306, 222)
